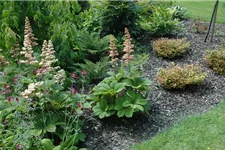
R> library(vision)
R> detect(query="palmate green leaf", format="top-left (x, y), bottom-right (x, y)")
top-left (99, 99), bottom-right (108, 110)
top-left (124, 108), bottom-right (133, 118)
top-left (114, 83), bottom-right (126, 93)
top-left (117, 109), bottom-right (126, 117)
top-left (136, 98), bottom-right (147, 105)
top-left (46, 113), bottom-right (60, 125)
top-left (78, 132), bottom-right (86, 142)
top-left (30, 129), bottom-right (42, 136)
top-left (83, 102), bottom-right (91, 108)
top-left (93, 82), bottom-right (111, 95)
top-left (121, 79), bottom-right (133, 87)
top-left (86, 94), bottom-right (99, 101)
top-left (41, 139), bottom-right (55, 150)
top-left (45, 124), bottom-right (56, 133)
top-left (93, 106), bottom-right (102, 115)
top-left (126, 90), bottom-right (136, 99)
top-left (99, 112), bottom-right (108, 119)
top-left (53, 146), bottom-right (61, 150)
top-left (133, 104), bottom-right (144, 111)
top-left (93, 100), bottom-right (108, 115)
top-left (131, 77), bottom-right (151, 91)
top-left (115, 97), bottom-right (124, 110)
top-left (122, 101), bottom-right (132, 107)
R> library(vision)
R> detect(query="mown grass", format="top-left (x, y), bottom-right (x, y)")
top-left (132, 101), bottom-right (225, 150)
top-left (176, 1), bottom-right (225, 24)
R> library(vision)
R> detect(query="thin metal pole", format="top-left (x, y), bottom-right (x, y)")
top-left (210, 0), bottom-right (219, 42)
top-left (204, 0), bottom-right (219, 42)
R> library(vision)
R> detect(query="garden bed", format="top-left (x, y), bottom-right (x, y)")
top-left (81, 20), bottom-right (225, 150)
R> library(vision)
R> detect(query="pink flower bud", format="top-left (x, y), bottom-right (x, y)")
top-left (81, 70), bottom-right (87, 76)
top-left (8, 96), bottom-right (13, 103)
top-left (77, 102), bottom-right (82, 108)
top-left (70, 88), bottom-right (77, 94)
top-left (70, 72), bottom-right (78, 79)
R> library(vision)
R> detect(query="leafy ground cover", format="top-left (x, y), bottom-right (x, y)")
top-left (132, 101), bottom-right (225, 150)
top-left (176, 1), bottom-right (225, 24)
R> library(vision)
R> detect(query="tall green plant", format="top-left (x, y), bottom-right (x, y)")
top-left (88, 29), bottom-right (151, 119)
top-left (98, 1), bottom-right (140, 37)
top-left (138, 4), bottom-right (182, 36)
top-left (0, 2), bottom-right (21, 51)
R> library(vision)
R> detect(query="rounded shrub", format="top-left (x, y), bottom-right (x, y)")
top-left (156, 63), bottom-right (207, 89)
top-left (152, 38), bottom-right (190, 58)
top-left (205, 48), bottom-right (225, 76)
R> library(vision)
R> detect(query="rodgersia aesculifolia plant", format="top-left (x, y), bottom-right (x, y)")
top-left (88, 28), bottom-right (151, 119)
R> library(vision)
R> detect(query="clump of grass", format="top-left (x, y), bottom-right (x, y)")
top-left (152, 38), bottom-right (190, 59)
top-left (132, 101), bottom-right (225, 150)
top-left (205, 48), bottom-right (225, 76)
top-left (156, 63), bottom-right (207, 89)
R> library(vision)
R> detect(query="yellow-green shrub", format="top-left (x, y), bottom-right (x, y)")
top-left (152, 38), bottom-right (190, 58)
top-left (205, 48), bottom-right (225, 76)
top-left (156, 63), bottom-right (207, 89)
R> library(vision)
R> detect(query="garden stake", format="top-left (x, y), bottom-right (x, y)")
top-left (204, 0), bottom-right (219, 42)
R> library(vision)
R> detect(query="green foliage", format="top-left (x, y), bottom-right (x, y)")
top-left (98, 1), bottom-right (140, 37)
top-left (78, 1), bottom-right (90, 12)
top-left (76, 57), bottom-right (110, 84)
top-left (77, 2), bottom-right (102, 32)
top-left (75, 30), bottom-right (110, 63)
top-left (152, 38), bottom-right (190, 59)
top-left (205, 48), bottom-right (225, 76)
top-left (88, 61), bottom-right (151, 119)
top-left (139, 5), bottom-right (182, 36)
top-left (0, 2), bottom-right (21, 51)
top-left (156, 63), bottom-right (207, 89)
top-left (170, 5), bottom-right (187, 20)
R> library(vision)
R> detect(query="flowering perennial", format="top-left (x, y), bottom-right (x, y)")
top-left (122, 28), bottom-right (134, 64)
top-left (0, 54), bottom-right (9, 66)
top-left (19, 17), bottom-right (38, 65)
top-left (21, 81), bottom-right (44, 99)
top-left (109, 36), bottom-right (119, 65)
top-left (38, 40), bottom-right (60, 75)
top-left (53, 69), bottom-right (66, 84)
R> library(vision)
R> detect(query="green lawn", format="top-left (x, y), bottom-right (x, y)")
top-left (132, 101), bottom-right (225, 150)
top-left (176, 1), bottom-right (225, 24)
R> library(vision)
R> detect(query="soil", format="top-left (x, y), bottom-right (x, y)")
top-left (80, 20), bottom-right (225, 150)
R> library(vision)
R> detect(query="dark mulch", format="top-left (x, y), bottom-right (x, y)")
top-left (80, 20), bottom-right (225, 150)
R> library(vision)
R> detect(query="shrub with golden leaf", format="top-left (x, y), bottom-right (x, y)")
top-left (156, 63), bottom-right (207, 89)
top-left (152, 38), bottom-right (190, 58)
top-left (205, 48), bottom-right (225, 76)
